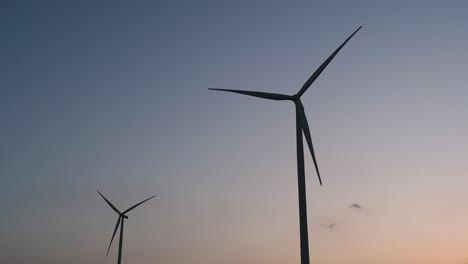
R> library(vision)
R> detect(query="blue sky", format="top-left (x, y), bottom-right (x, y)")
top-left (1, 1), bottom-right (468, 263)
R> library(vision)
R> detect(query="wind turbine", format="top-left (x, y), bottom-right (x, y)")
top-left (98, 191), bottom-right (156, 264)
top-left (209, 26), bottom-right (362, 264)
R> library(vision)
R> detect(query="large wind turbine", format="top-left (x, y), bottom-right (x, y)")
top-left (98, 191), bottom-right (156, 264)
top-left (209, 26), bottom-right (362, 264)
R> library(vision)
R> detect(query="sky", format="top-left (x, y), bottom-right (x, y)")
top-left (1, 1), bottom-right (468, 263)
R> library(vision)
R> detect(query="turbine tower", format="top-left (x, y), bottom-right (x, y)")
top-left (98, 191), bottom-right (156, 264)
top-left (209, 26), bottom-right (362, 264)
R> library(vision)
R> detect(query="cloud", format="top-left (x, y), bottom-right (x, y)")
top-left (349, 203), bottom-right (363, 210)
top-left (321, 223), bottom-right (336, 230)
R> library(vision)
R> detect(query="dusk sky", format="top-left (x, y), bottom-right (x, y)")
top-left (1, 1), bottom-right (468, 264)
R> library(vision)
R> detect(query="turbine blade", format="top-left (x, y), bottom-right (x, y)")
top-left (297, 26), bottom-right (362, 97)
top-left (209, 88), bottom-right (292, 101)
top-left (123, 195), bottom-right (157, 214)
top-left (98, 191), bottom-right (121, 215)
top-left (106, 216), bottom-right (121, 258)
top-left (298, 109), bottom-right (323, 185)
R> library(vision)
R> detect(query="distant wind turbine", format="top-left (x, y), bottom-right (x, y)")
top-left (98, 191), bottom-right (156, 264)
top-left (209, 26), bottom-right (362, 264)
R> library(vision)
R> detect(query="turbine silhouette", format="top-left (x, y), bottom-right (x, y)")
top-left (98, 191), bottom-right (156, 264)
top-left (209, 26), bottom-right (362, 264)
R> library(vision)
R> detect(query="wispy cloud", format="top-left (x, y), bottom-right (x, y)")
top-left (349, 203), bottom-right (363, 210)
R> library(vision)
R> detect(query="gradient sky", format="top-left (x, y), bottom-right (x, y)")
top-left (1, 1), bottom-right (468, 264)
